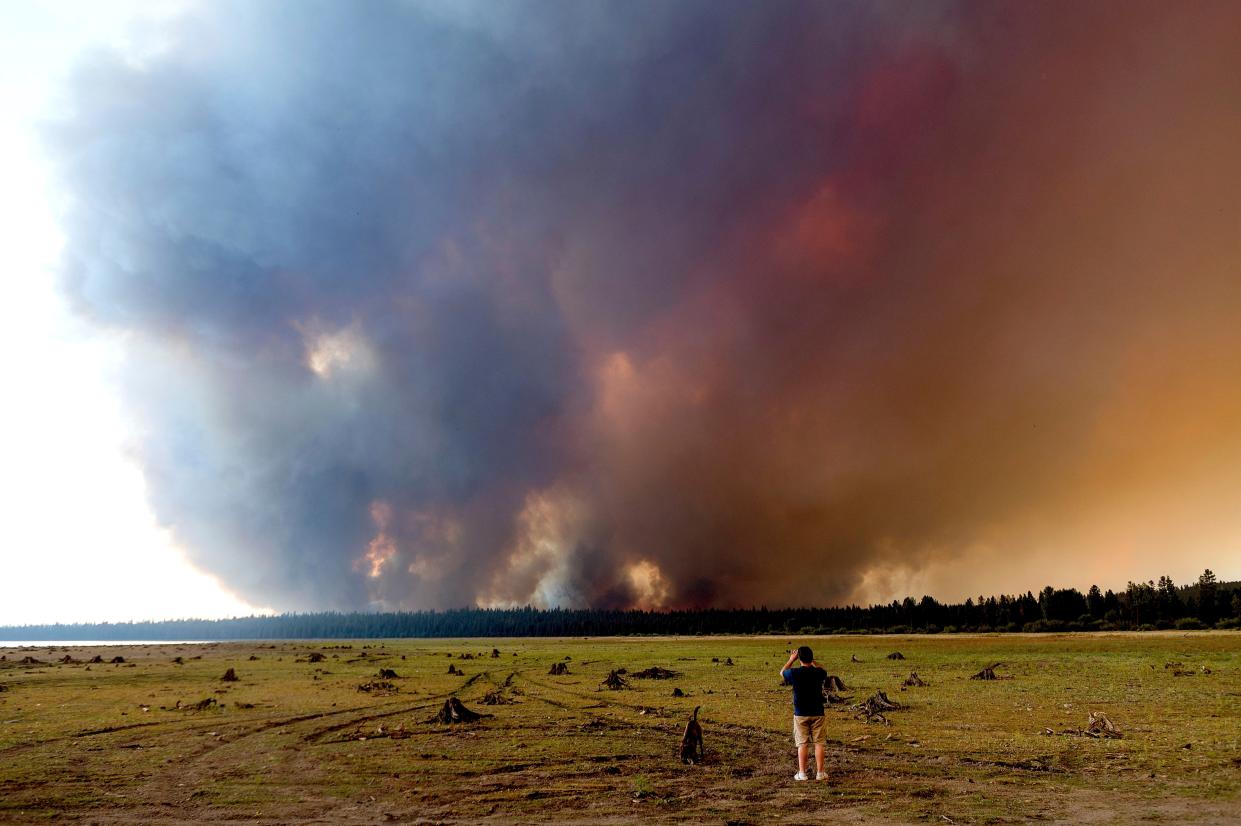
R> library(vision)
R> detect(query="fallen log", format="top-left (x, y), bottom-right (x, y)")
top-left (632, 666), bottom-right (679, 679)
top-left (347, 723), bottom-right (412, 741)
top-left (886, 652), bottom-right (905, 660)
top-left (179, 697), bottom-right (217, 712)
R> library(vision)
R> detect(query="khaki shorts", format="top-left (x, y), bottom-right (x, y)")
top-left (793, 715), bottom-right (825, 746)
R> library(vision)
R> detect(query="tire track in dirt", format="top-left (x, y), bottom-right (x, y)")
top-left (125, 676), bottom-right (490, 810)
top-left (301, 669), bottom-right (489, 743)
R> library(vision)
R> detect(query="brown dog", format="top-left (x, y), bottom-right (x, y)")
top-left (680, 705), bottom-right (704, 764)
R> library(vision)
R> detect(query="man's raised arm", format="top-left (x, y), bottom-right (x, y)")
top-left (779, 649), bottom-right (799, 682)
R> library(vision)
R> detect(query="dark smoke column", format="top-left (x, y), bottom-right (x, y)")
top-left (48, 1), bottom-right (1241, 609)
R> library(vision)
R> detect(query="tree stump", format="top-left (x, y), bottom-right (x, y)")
top-left (491, 648), bottom-right (501, 658)
top-left (428, 697), bottom-right (491, 724)
top-left (855, 690), bottom-right (900, 723)
top-left (221, 668), bottom-right (239, 682)
top-left (632, 667), bottom-right (678, 679)
top-left (481, 689), bottom-right (513, 705)
top-left (548, 662), bottom-right (569, 675)
top-left (886, 652), bottom-right (905, 660)
top-left (602, 670), bottom-right (630, 690)
top-left (447, 664), bottom-right (462, 675)
top-left (903, 672), bottom-right (927, 687)
top-left (1086, 711), bottom-right (1122, 738)
top-left (377, 668), bottom-right (399, 679)
top-left (970, 663), bottom-right (1003, 680)
top-left (825, 675), bottom-right (847, 692)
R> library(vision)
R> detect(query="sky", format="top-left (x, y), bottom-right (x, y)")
top-left (2, 0), bottom-right (1240, 624)
top-left (0, 0), bottom-right (268, 624)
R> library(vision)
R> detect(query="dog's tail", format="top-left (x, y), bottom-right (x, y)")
top-left (692, 705), bottom-right (700, 721)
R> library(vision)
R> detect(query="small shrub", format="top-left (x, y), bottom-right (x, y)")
top-left (1175, 618), bottom-right (1206, 630)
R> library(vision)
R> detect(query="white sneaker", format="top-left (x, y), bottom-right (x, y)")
top-left (815, 772), bottom-right (828, 781)
top-left (793, 771), bottom-right (808, 781)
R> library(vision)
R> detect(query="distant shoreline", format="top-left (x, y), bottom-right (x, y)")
top-left (3, 629), bottom-right (1237, 648)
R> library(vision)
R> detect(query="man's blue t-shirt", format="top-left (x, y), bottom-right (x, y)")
top-left (782, 665), bottom-right (826, 716)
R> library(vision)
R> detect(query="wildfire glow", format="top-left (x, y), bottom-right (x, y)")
top-left (626, 560), bottom-right (670, 610)
top-left (359, 500), bottom-right (397, 579)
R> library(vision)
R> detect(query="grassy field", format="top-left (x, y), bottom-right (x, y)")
top-left (1, 633), bottom-right (1238, 824)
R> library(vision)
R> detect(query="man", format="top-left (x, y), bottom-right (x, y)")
top-left (780, 645), bottom-right (827, 781)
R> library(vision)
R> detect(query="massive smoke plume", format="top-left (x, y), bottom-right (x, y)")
top-left (48, 1), bottom-right (1241, 610)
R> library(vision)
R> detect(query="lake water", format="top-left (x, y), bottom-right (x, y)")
top-left (0, 640), bottom-right (221, 647)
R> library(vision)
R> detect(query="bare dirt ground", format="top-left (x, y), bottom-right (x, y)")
top-left (1, 633), bottom-right (1238, 824)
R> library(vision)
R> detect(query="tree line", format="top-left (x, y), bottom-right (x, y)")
top-left (3, 570), bottom-right (1237, 641)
